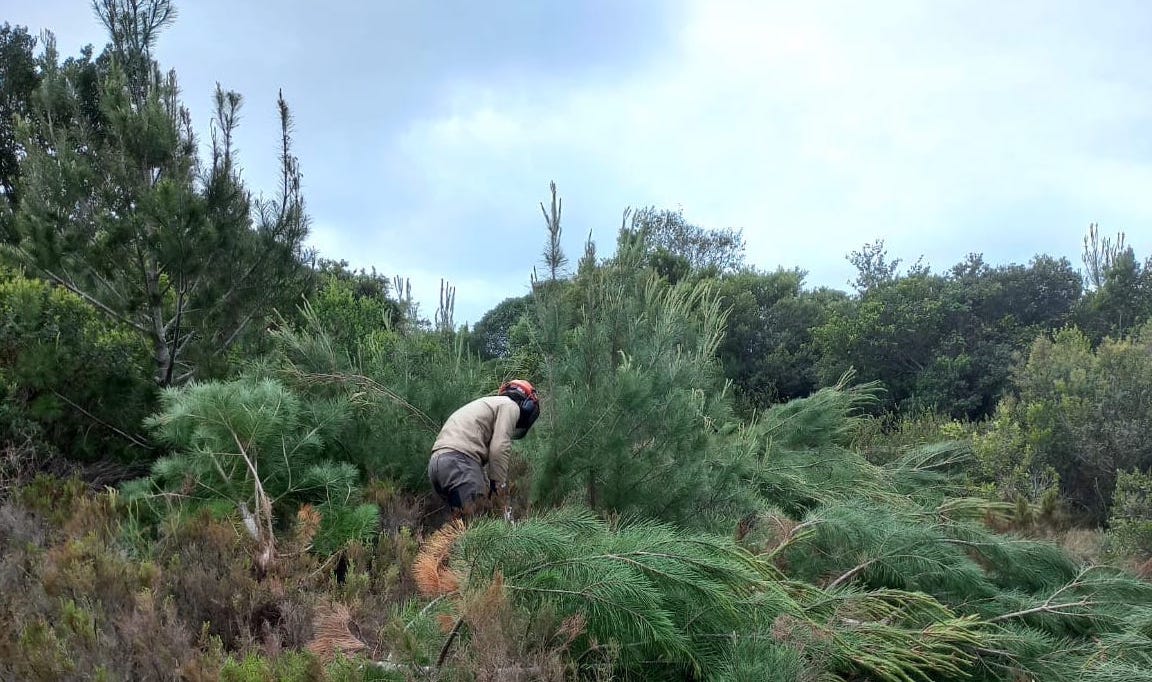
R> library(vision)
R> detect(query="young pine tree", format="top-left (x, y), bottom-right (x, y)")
top-left (5, 0), bottom-right (310, 386)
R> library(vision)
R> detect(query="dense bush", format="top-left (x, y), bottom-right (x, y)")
top-left (121, 376), bottom-right (381, 567)
top-left (260, 303), bottom-right (495, 490)
top-left (1108, 469), bottom-right (1152, 560)
top-left (0, 474), bottom-right (424, 681)
top-left (0, 269), bottom-right (154, 464)
top-left (974, 324), bottom-right (1152, 524)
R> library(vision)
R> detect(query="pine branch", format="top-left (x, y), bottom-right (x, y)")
top-left (50, 389), bottom-right (152, 450)
top-left (435, 617), bottom-right (464, 669)
top-left (24, 258), bottom-right (149, 334)
top-left (283, 368), bottom-right (439, 433)
top-left (988, 599), bottom-right (1102, 623)
top-left (827, 558), bottom-right (881, 590)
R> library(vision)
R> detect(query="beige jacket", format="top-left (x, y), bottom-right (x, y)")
top-left (431, 396), bottom-right (520, 486)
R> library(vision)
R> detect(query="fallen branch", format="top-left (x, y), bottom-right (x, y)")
top-left (988, 599), bottom-right (1099, 623)
top-left (436, 617), bottom-right (465, 669)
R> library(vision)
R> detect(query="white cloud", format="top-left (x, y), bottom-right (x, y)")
top-left (382, 0), bottom-right (1152, 294)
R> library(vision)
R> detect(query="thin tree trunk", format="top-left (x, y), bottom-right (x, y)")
top-left (144, 256), bottom-right (174, 386)
top-left (587, 467), bottom-right (598, 509)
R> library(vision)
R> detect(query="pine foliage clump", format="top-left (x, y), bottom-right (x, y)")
top-left (408, 508), bottom-right (1010, 682)
top-left (520, 227), bottom-right (755, 527)
top-left (122, 376), bottom-right (376, 559)
top-left (737, 381), bottom-right (1152, 681)
top-left (256, 300), bottom-right (495, 488)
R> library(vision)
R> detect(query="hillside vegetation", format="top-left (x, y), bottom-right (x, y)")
top-left (3, 4), bottom-right (1152, 681)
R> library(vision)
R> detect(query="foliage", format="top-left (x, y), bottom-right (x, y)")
top-left (715, 268), bottom-right (842, 410)
top-left (816, 252), bottom-right (1082, 420)
top-left (4, 3), bottom-right (312, 386)
top-left (846, 238), bottom-right (909, 295)
top-left (6, 6), bottom-right (1152, 682)
top-left (0, 268), bottom-right (153, 462)
top-left (0, 23), bottom-right (40, 211)
top-left (468, 292), bottom-right (532, 360)
top-left (628, 205), bottom-right (746, 276)
top-left (453, 510), bottom-right (770, 672)
top-left (412, 508), bottom-right (993, 682)
top-left (124, 377), bottom-right (377, 562)
top-left (260, 301), bottom-right (494, 490)
top-left (976, 324), bottom-right (1152, 523)
top-left (0, 480), bottom-right (416, 680)
top-left (302, 270), bottom-right (400, 355)
top-left (1077, 243), bottom-right (1152, 341)
top-left (1107, 469), bottom-right (1152, 560)
top-left (518, 226), bottom-right (756, 527)
top-left (970, 400), bottom-right (1063, 519)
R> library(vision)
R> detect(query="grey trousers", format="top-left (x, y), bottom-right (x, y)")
top-left (428, 451), bottom-right (488, 511)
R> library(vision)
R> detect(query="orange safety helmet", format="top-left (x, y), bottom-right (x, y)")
top-left (499, 379), bottom-right (537, 401)
top-left (499, 379), bottom-right (539, 437)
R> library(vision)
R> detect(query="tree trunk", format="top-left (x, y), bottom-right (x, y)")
top-left (145, 257), bottom-right (174, 386)
top-left (587, 466), bottom-right (597, 509)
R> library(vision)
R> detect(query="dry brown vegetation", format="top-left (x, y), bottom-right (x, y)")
top-left (0, 475), bottom-right (446, 680)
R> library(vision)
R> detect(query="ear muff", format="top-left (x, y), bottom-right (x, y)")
top-left (500, 380), bottom-right (539, 435)
top-left (516, 397), bottom-right (539, 430)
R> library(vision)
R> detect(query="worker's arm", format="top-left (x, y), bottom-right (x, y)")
top-left (486, 399), bottom-right (520, 488)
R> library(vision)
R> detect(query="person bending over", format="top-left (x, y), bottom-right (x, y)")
top-left (427, 380), bottom-right (539, 518)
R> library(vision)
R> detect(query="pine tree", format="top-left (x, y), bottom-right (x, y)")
top-left (4, 0), bottom-right (310, 386)
top-left (124, 376), bottom-right (376, 567)
top-left (518, 220), bottom-right (752, 525)
top-left (539, 180), bottom-right (567, 281)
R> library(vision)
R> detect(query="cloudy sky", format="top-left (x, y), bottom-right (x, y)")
top-left (11, 0), bottom-right (1152, 324)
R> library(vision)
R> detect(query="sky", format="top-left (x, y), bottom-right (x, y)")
top-left (9, 0), bottom-right (1152, 325)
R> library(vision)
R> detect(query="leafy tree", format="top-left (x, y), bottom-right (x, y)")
top-left (817, 251), bottom-right (1082, 420)
top-left (1077, 248), bottom-right (1152, 341)
top-left (847, 238), bottom-right (913, 295)
top-left (946, 253), bottom-right (1081, 331)
top-left (716, 268), bottom-right (843, 410)
top-left (0, 23), bottom-right (41, 212)
top-left (4, 0), bottom-right (311, 387)
top-left (297, 265), bottom-right (401, 355)
top-left (979, 324), bottom-right (1152, 524)
top-left (309, 258), bottom-right (394, 303)
top-left (468, 293), bottom-right (532, 360)
top-left (628, 206), bottom-right (746, 275)
top-left (816, 271), bottom-right (959, 412)
top-left (1082, 222), bottom-right (1128, 290)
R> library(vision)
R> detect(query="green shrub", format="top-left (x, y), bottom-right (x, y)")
top-left (258, 302), bottom-right (494, 490)
top-left (1108, 469), bottom-right (1152, 560)
top-left (0, 269), bottom-right (154, 462)
top-left (971, 324), bottom-right (1152, 524)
